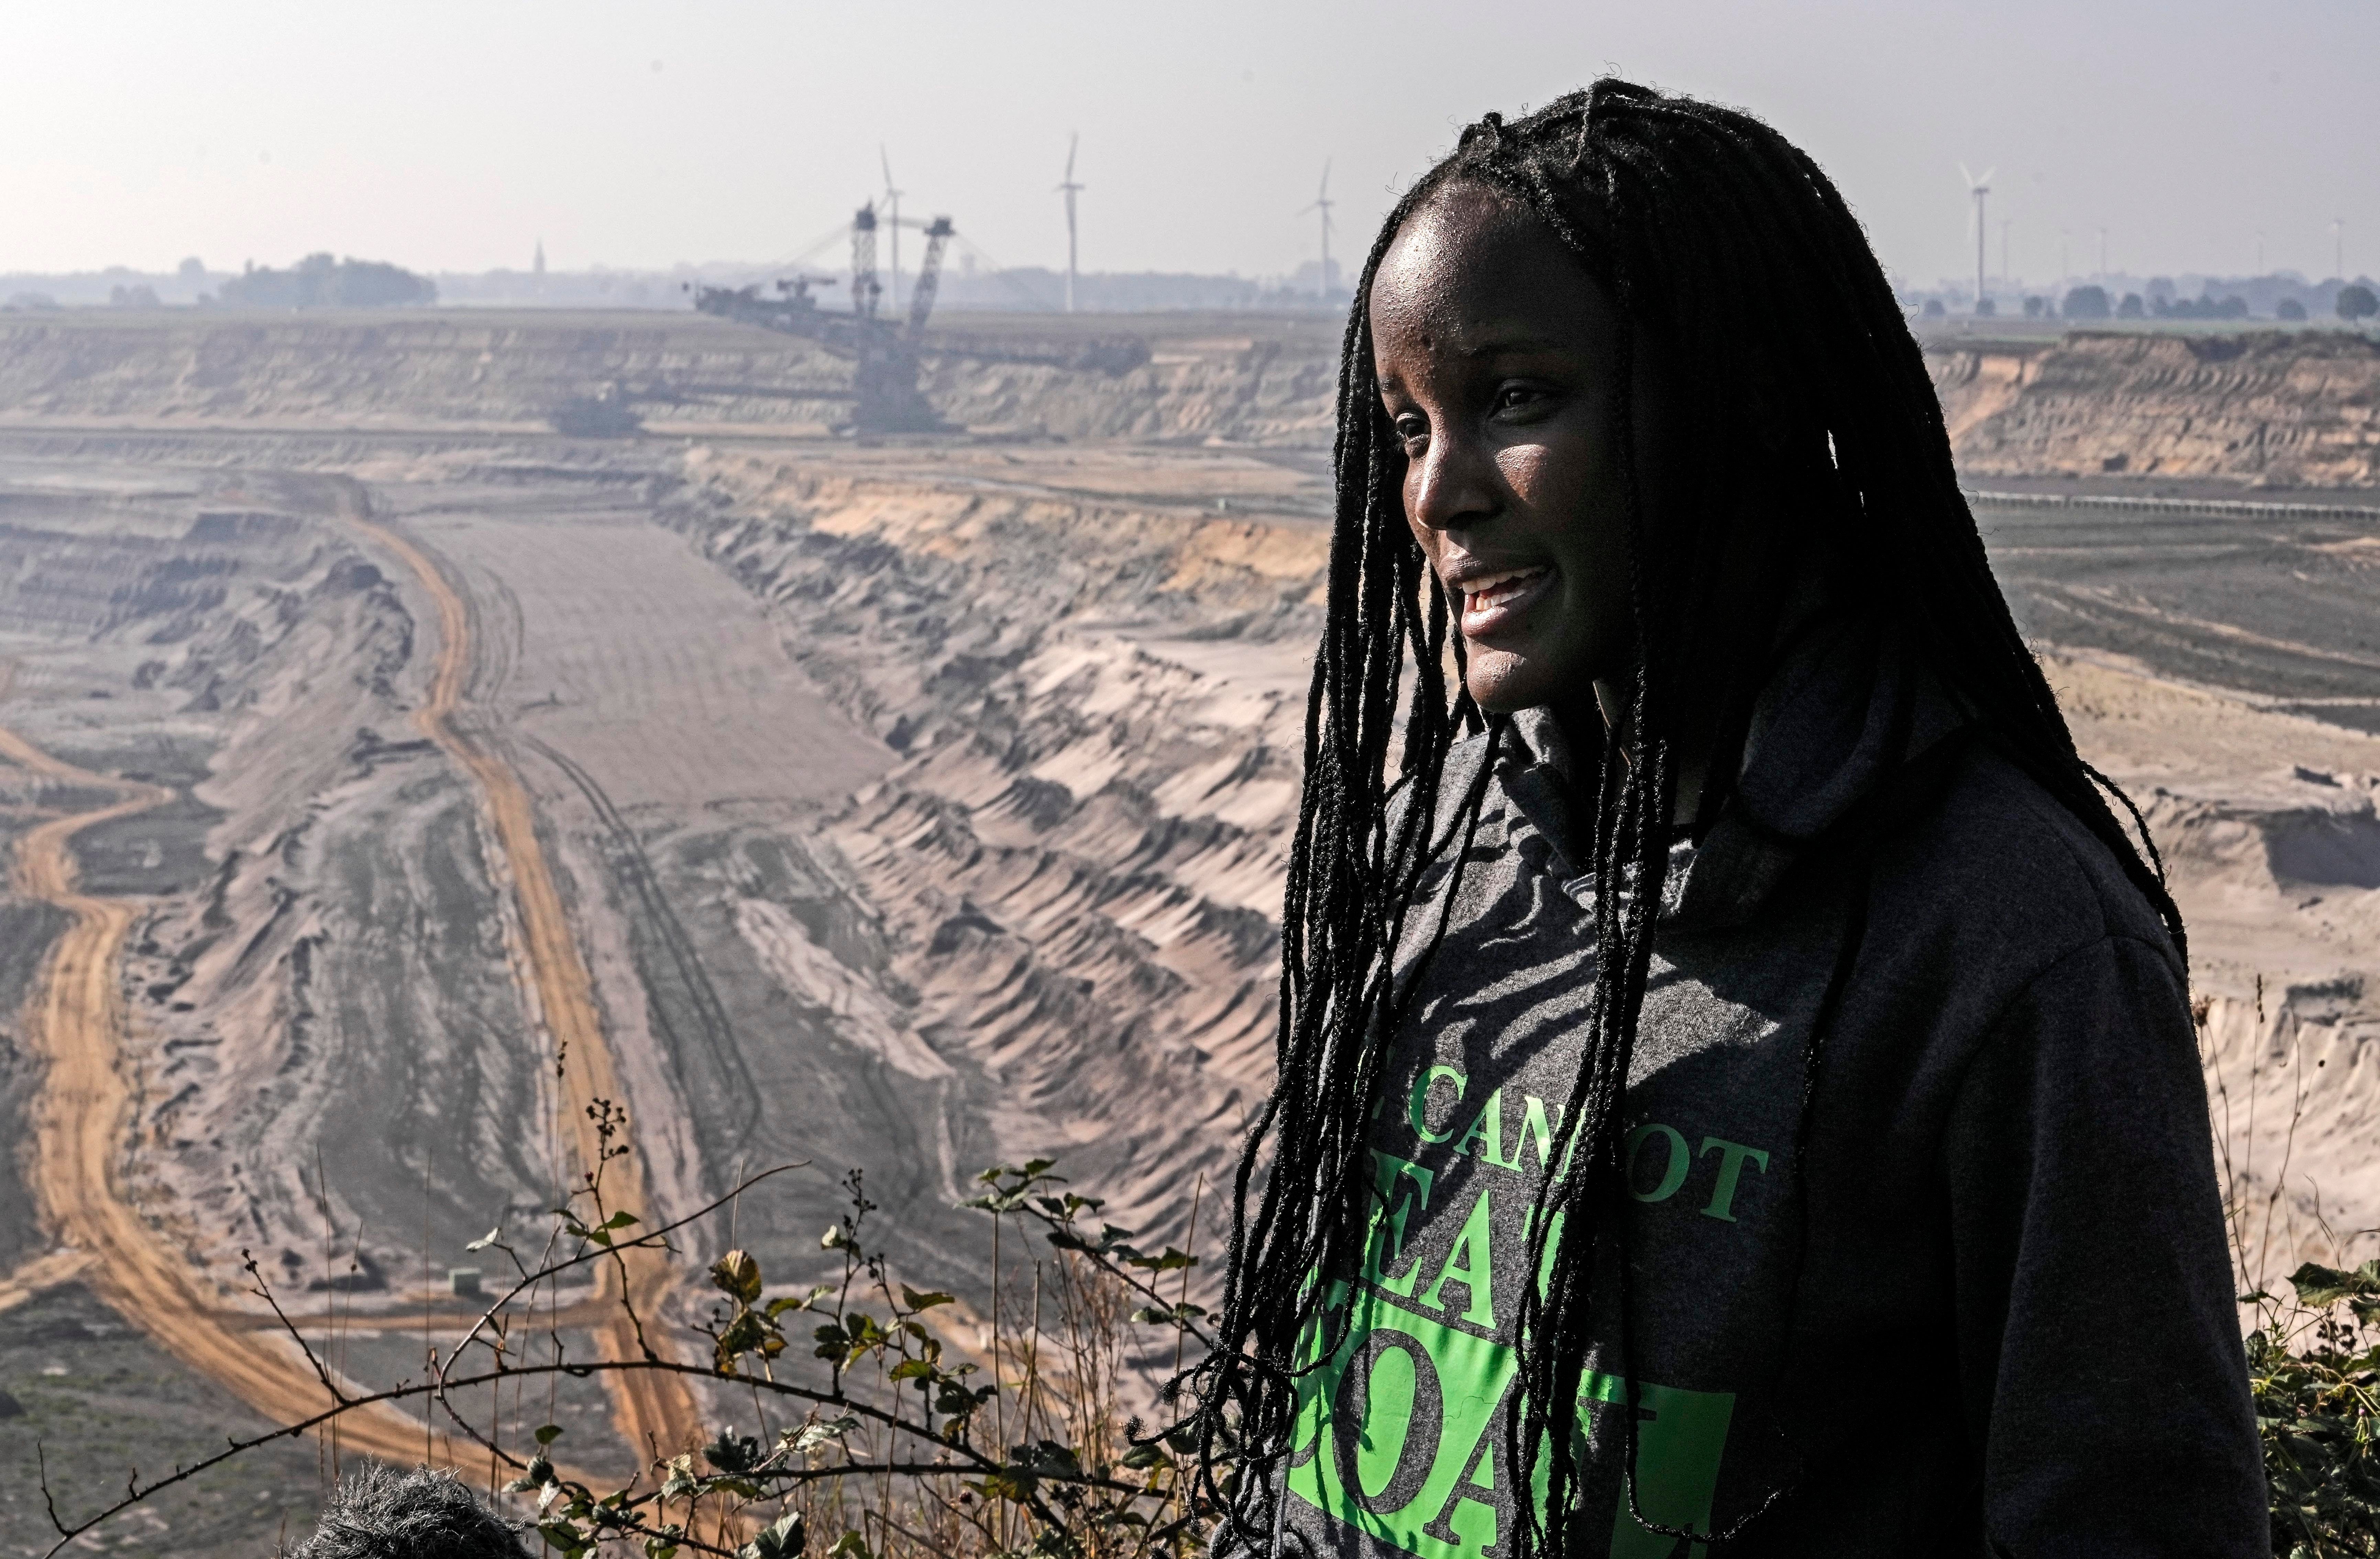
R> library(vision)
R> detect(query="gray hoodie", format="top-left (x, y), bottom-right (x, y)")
top-left (1275, 614), bottom-right (2265, 1558)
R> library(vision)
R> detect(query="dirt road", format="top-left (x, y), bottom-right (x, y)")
top-left (2, 716), bottom-right (472, 1470)
top-left (351, 513), bottom-right (701, 1463)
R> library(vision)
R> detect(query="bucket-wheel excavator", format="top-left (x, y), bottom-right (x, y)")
top-left (689, 204), bottom-right (1149, 435)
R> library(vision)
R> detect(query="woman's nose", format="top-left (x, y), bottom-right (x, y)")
top-left (1408, 427), bottom-right (1497, 534)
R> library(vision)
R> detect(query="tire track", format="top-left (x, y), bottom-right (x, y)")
top-left (519, 730), bottom-right (760, 1156)
top-left (348, 508), bottom-right (702, 1464)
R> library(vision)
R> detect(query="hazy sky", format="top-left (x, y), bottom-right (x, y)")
top-left (3, 1), bottom-right (2373, 289)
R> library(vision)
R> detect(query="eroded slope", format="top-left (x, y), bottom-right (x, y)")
top-left (1933, 330), bottom-right (2380, 488)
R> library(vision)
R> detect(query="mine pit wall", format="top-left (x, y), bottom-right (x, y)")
top-left (0, 313), bottom-right (849, 428)
top-left (916, 328), bottom-right (1338, 443)
top-left (0, 312), bottom-right (1345, 445)
top-left (660, 448), bottom-right (1326, 1269)
top-left (1930, 329), bottom-right (2380, 488)
top-left (2140, 772), bottom-right (2380, 1266)
top-left (2192, 978), bottom-right (2380, 1288)
top-left (664, 449), bottom-right (2380, 1291)
top-left (3, 312), bottom-right (2376, 488)
top-left (0, 469), bottom-right (568, 1302)
top-left (151, 502), bottom-right (566, 1296)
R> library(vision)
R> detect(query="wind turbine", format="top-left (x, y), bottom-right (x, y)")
top-left (881, 146), bottom-right (904, 312)
top-left (1056, 134), bottom-right (1083, 313)
top-left (1300, 161), bottom-right (1336, 303)
top-left (1960, 164), bottom-right (1994, 314)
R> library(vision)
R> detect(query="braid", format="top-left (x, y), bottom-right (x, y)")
top-left (1195, 76), bottom-right (2185, 1558)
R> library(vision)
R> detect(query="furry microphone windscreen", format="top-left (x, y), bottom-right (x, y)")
top-left (288, 1466), bottom-right (531, 1559)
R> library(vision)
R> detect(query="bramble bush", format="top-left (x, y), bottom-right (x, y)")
top-left (34, 1137), bottom-right (1227, 1559)
top-left (2246, 1261), bottom-right (2380, 1557)
top-left (2204, 984), bottom-right (2380, 1556)
top-left (42, 985), bottom-right (2380, 1556)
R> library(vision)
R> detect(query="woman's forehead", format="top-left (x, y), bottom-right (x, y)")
top-left (1370, 188), bottom-right (1611, 363)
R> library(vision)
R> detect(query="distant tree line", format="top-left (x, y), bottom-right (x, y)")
top-left (2044, 281), bottom-right (2373, 325)
top-left (1910, 275), bottom-right (2376, 329)
top-left (217, 253), bottom-right (436, 308)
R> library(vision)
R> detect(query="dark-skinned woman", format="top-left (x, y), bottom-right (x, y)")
top-left (1194, 81), bottom-right (2264, 1559)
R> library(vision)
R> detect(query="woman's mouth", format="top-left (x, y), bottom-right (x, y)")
top-left (1458, 565), bottom-right (1553, 636)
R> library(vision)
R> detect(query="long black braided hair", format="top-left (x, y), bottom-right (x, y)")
top-left (1191, 78), bottom-right (2183, 1559)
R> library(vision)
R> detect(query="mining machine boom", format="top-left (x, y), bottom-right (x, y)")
top-left (691, 203), bottom-right (1151, 435)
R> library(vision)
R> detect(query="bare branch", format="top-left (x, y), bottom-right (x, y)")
top-left (241, 1247), bottom-right (350, 1405)
top-left (445, 1162), bottom-right (804, 1370)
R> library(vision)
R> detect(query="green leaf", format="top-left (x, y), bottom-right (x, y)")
top-left (1126, 1246), bottom-right (1198, 1273)
top-left (713, 1308), bottom-right (780, 1374)
top-left (533, 1423), bottom-right (564, 1446)
top-left (709, 1249), bottom-right (764, 1304)
top-left (767, 1284), bottom-right (832, 1318)
top-left (2290, 1262), bottom-right (2380, 1308)
top-left (901, 1285), bottom-right (955, 1311)
top-left (786, 1413), bottom-right (860, 1455)
top-left (602, 1209), bottom-right (640, 1230)
top-left (703, 1429), bottom-right (764, 1475)
top-left (742, 1511), bottom-right (806, 1559)
top-left (977, 1468), bottom-right (1038, 1503)
top-left (465, 1226), bottom-right (503, 1252)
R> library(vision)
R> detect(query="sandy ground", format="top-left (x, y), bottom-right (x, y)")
top-left (2043, 652), bottom-right (2380, 1279)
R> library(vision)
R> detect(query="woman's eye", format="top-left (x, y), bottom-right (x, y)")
top-left (1492, 384), bottom-right (1548, 417)
top-left (1393, 413), bottom-right (1429, 446)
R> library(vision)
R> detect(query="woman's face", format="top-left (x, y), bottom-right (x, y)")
top-left (1370, 183), bottom-right (1641, 724)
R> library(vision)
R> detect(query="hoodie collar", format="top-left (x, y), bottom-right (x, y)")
top-left (1495, 613), bottom-right (1964, 931)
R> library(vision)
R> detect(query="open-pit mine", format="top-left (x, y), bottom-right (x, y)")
top-left (0, 310), bottom-right (2374, 1555)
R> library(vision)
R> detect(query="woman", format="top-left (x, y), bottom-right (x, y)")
top-left (1195, 81), bottom-right (2265, 1558)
